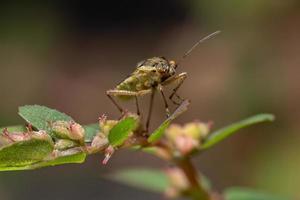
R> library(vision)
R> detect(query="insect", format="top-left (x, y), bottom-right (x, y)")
top-left (107, 31), bottom-right (220, 132)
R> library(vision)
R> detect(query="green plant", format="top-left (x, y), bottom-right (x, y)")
top-left (0, 101), bottom-right (286, 200)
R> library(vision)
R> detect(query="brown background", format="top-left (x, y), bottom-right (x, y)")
top-left (0, 1), bottom-right (299, 199)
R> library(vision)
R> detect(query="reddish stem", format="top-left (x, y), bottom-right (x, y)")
top-left (176, 157), bottom-right (211, 200)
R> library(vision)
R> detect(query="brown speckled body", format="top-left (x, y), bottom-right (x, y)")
top-left (116, 57), bottom-right (176, 99)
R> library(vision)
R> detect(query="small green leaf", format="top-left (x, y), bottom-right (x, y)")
top-left (148, 121), bottom-right (170, 143)
top-left (148, 99), bottom-right (190, 143)
top-left (224, 187), bottom-right (289, 200)
top-left (109, 168), bottom-right (169, 193)
top-left (30, 152), bottom-right (86, 169)
top-left (0, 138), bottom-right (54, 171)
top-left (140, 146), bottom-right (159, 155)
top-left (18, 105), bottom-right (73, 133)
top-left (84, 123), bottom-right (100, 142)
top-left (202, 114), bottom-right (275, 150)
top-left (108, 117), bottom-right (138, 147)
top-left (131, 145), bottom-right (159, 155)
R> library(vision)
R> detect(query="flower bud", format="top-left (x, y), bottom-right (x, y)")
top-left (99, 113), bottom-right (140, 137)
top-left (165, 124), bottom-right (182, 141)
top-left (0, 129), bottom-right (53, 147)
top-left (165, 122), bottom-right (211, 156)
top-left (88, 135), bottom-right (109, 153)
top-left (100, 120), bottom-right (118, 137)
top-left (1, 132), bottom-right (29, 143)
top-left (183, 122), bottom-right (210, 140)
top-left (0, 135), bottom-right (11, 146)
top-left (0, 131), bottom-right (24, 146)
top-left (165, 167), bottom-right (189, 198)
top-left (52, 121), bottom-right (71, 138)
top-left (165, 187), bottom-right (178, 199)
top-left (32, 130), bottom-right (54, 144)
top-left (102, 145), bottom-right (115, 165)
top-left (69, 122), bottom-right (85, 142)
top-left (52, 121), bottom-right (85, 144)
top-left (174, 135), bottom-right (199, 156)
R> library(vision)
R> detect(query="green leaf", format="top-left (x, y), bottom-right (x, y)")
top-left (224, 187), bottom-right (290, 200)
top-left (18, 105), bottom-right (73, 133)
top-left (202, 114), bottom-right (275, 150)
top-left (30, 152), bottom-right (86, 169)
top-left (140, 146), bottom-right (159, 155)
top-left (130, 145), bottom-right (160, 156)
top-left (0, 152), bottom-right (86, 171)
top-left (147, 120), bottom-right (170, 143)
top-left (84, 123), bottom-right (100, 142)
top-left (0, 137), bottom-right (54, 171)
top-left (148, 99), bottom-right (190, 143)
top-left (109, 168), bottom-right (211, 194)
top-left (108, 168), bottom-right (169, 193)
top-left (108, 117), bottom-right (138, 147)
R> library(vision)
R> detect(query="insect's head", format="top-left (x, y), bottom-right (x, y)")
top-left (169, 60), bottom-right (177, 71)
top-left (155, 57), bottom-right (176, 80)
top-left (136, 31), bottom-right (221, 77)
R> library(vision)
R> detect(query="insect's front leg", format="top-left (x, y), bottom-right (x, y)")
top-left (106, 91), bottom-right (125, 114)
top-left (157, 85), bottom-right (170, 118)
top-left (134, 96), bottom-right (140, 116)
top-left (162, 72), bottom-right (187, 105)
top-left (145, 89), bottom-right (155, 133)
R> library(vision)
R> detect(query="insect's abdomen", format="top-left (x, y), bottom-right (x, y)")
top-left (117, 76), bottom-right (140, 91)
top-left (116, 70), bottom-right (160, 100)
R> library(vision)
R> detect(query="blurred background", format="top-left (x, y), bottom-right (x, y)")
top-left (0, 1), bottom-right (299, 199)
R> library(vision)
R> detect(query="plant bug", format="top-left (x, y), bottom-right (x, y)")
top-left (107, 31), bottom-right (221, 132)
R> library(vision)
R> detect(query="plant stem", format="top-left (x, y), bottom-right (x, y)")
top-left (176, 157), bottom-right (211, 200)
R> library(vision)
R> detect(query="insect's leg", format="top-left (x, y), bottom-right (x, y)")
top-left (158, 85), bottom-right (170, 118)
top-left (165, 73), bottom-right (187, 105)
top-left (107, 89), bottom-right (152, 115)
top-left (146, 89), bottom-right (155, 133)
top-left (134, 89), bottom-right (153, 117)
top-left (135, 96), bottom-right (140, 116)
top-left (106, 91), bottom-right (125, 114)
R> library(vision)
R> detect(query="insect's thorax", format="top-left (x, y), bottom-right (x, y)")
top-left (116, 57), bottom-right (176, 92)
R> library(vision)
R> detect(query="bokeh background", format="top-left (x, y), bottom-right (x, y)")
top-left (0, 1), bottom-right (299, 199)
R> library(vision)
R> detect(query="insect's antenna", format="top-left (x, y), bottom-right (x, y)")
top-left (175, 30), bottom-right (221, 68)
